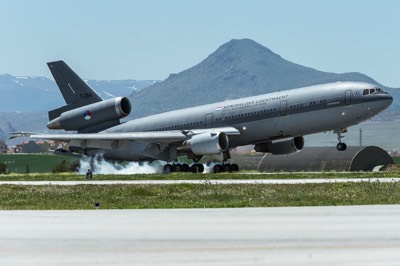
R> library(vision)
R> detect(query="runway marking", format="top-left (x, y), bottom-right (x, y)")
top-left (0, 178), bottom-right (399, 186)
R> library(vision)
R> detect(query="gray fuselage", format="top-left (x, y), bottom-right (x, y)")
top-left (109, 82), bottom-right (391, 143)
top-left (95, 82), bottom-right (392, 161)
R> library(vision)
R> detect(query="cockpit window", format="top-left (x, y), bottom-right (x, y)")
top-left (363, 88), bottom-right (384, 95)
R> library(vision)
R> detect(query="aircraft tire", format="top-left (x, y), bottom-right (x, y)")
top-left (231, 164), bottom-right (240, 172)
top-left (191, 164), bottom-right (198, 173)
top-left (182, 164), bottom-right (190, 172)
top-left (213, 164), bottom-right (222, 173)
top-left (198, 164), bottom-right (205, 173)
top-left (164, 164), bottom-right (173, 173)
top-left (224, 164), bottom-right (232, 172)
top-left (174, 164), bottom-right (182, 172)
top-left (191, 164), bottom-right (204, 173)
top-left (337, 143), bottom-right (347, 151)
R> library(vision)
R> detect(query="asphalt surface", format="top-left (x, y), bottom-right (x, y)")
top-left (1, 205), bottom-right (400, 265)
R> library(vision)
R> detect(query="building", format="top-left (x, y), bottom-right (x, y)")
top-left (0, 140), bottom-right (7, 153)
top-left (20, 140), bottom-right (56, 153)
top-left (258, 146), bottom-right (394, 172)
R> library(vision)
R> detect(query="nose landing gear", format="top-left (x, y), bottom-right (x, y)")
top-left (336, 142), bottom-right (347, 151)
top-left (334, 128), bottom-right (348, 151)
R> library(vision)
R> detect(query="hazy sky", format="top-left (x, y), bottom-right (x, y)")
top-left (1, 0), bottom-right (399, 87)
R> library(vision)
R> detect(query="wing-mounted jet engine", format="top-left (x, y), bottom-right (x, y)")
top-left (177, 132), bottom-right (229, 156)
top-left (254, 136), bottom-right (304, 155)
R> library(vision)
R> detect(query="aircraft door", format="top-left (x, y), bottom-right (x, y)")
top-left (280, 100), bottom-right (288, 116)
top-left (205, 113), bottom-right (213, 128)
top-left (345, 90), bottom-right (352, 105)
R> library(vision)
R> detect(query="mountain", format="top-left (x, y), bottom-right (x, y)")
top-left (0, 74), bottom-right (158, 112)
top-left (0, 112), bottom-right (48, 142)
top-left (128, 38), bottom-right (396, 119)
top-left (0, 75), bottom-right (61, 112)
top-left (86, 79), bottom-right (159, 99)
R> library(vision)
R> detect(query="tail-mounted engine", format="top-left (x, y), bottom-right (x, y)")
top-left (47, 97), bottom-right (131, 131)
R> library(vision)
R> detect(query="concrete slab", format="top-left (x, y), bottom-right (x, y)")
top-left (1, 205), bottom-right (400, 265)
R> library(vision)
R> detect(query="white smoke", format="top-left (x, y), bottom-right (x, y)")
top-left (79, 155), bottom-right (162, 175)
top-left (78, 155), bottom-right (220, 174)
top-left (203, 162), bottom-right (217, 173)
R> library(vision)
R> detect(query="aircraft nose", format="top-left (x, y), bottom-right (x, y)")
top-left (375, 91), bottom-right (392, 100)
top-left (384, 92), bottom-right (394, 106)
top-left (379, 92), bottom-right (394, 109)
top-left (362, 91), bottom-right (393, 110)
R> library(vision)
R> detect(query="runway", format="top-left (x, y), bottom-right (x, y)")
top-left (0, 177), bottom-right (399, 185)
top-left (1, 205), bottom-right (400, 265)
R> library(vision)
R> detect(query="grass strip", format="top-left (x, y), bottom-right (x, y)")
top-left (1, 182), bottom-right (399, 210)
top-left (1, 171), bottom-right (400, 181)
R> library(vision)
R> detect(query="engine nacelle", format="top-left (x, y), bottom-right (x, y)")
top-left (254, 136), bottom-right (304, 155)
top-left (180, 132), bottom-right (229, 156)
top-left (47, 97), bottom-right (131, 131)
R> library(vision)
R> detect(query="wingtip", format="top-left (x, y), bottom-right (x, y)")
top-left (8, 132), bottom-right (36, 139)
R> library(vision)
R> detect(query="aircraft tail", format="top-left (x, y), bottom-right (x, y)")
top-left (47, 60), bottom-right (103, 121)
top-left (46, 61), bottom-right (131, 133)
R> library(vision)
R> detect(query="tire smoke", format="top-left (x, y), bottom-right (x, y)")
top-left (79, 155), bottom-right (162, 174)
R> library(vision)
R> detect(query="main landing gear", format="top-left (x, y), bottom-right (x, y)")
top-left (163, 162), bottom-right (240, 173)
top-left (163, 162), bottom-right (205, 173)
top-left (163, 150), bottom-right (240, 174)
top-left (334, 128), bottom-right (348, 151)
top-left (212, 163), bottom-right (240, 173)
top-left (212, 150), bottom-right (239, 173)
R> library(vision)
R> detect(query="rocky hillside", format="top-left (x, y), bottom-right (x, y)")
top-left (0, 74), bottom-right (158, 112)
top-left (128, 39), bottom-right (392, 118)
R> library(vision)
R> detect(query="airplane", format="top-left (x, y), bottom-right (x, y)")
top-left (11, 61), bottom-right (393, 173)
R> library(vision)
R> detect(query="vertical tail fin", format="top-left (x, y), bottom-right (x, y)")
top-left (48, 60), bottom-right (103, 120)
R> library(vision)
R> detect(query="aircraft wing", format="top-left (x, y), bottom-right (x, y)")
top-left (10, 127), bottom-right (240, 144)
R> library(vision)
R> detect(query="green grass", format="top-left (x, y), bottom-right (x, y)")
top-left (1, 154), bottom-right (399, 210)
top-left (0, 170), bottom-right (400, 181)
top-left (0, 182), bottom-right (399, 209)
top-left (0, 154), bottom-right (77, 173)
top-left (393, 157), bottom-right (400, 164)
top-left (0, 153), bottom-right (399, 174)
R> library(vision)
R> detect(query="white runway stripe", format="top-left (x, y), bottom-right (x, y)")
top-left (0, 178), bottom-right (399, 185)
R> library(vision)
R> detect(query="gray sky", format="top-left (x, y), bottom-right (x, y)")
top-left (1, 0), bottom-right (399, 87)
